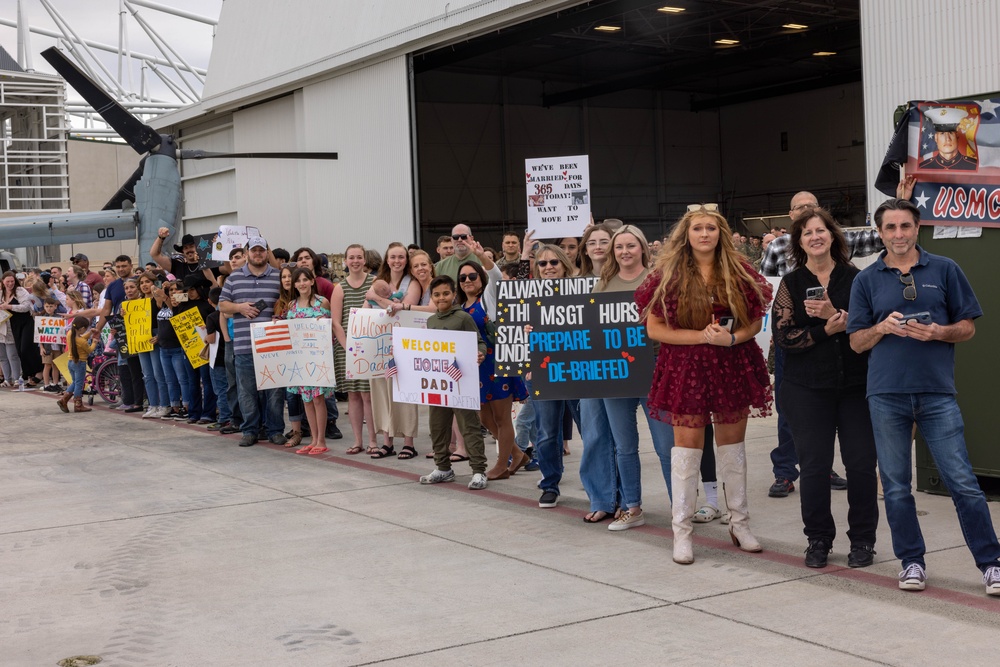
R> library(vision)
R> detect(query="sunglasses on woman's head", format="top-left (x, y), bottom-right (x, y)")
top-left (687, 203), bottom-right (719, 212)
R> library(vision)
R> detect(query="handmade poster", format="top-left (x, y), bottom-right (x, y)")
top-left (525, 154), bottom-right (590, 239)
top-left (754, 277), bottom-right (782, 352)
top-left (494, 276), bottom-right (598, 376)
top-left (211, 225), bottom-right (261, 260)
top-left (121, 298), bottom-right (153, 354)
top-left (33, 316), bottom-right (67, 345)
top-left (344, 308), bottom-right (429, 380)
top-left (0, 310), bottom-right (11, 325)
top-left (875, 97), bottom-right (1000, 227)
top-left (52, 351), bottom-right (71, 381)
top-left (528, 291), bottom-right (654, 400)
top-left (107, 314), bottom-right (132, 356)
top-left (169, 308), bottom-right (208, 369)
top-left (391, 327), bottom-right (480, 410)
top-left (250, 318), bottom-right (335, 390)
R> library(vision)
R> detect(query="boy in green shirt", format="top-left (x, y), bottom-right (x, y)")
top-left (419, 275), bottom-right (489, 490)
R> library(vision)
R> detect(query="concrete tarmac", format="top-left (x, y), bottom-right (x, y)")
top-left (1, 389), bottom-right (997, 666)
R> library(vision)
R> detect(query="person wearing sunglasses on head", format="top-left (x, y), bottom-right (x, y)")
top-left (434, 224), bottom-right (481, 282)
top-left (848, 197), bottom-right (1000, 597)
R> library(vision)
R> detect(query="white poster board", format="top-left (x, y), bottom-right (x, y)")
top-left (211, 225), bottom-right (261, 260)
top-left (250, 318), bottom-right (335, 390)
top-left (391, 327), bottom-right (480, 410)
top-left (753, 277), bottom-right (782, 353)
top-left (525, 154), bottom-right (590, 239)
top-left (34, 316), bottom-right (67, 345)
top-left (344, 307), bottom-right (429, 380)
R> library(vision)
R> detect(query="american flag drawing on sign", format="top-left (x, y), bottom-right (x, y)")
top-left (445, 357), bottom-right (463, 381)
top-left (254, 322), bottom-right (293, 353)
top-left (384, 357), bottom-right (398, 378)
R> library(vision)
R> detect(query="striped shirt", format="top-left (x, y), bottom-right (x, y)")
top-left (219, 263), bottom-right (281, 354)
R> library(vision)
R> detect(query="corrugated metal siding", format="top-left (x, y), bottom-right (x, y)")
top-left (862, 0), bottom-right (1000, 213)
top-left (179, 121), bottom-right (238, 234)
top-left (298, 56), bottom-right (414, 254)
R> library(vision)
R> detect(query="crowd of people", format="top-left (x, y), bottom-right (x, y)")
top-left (3, 184), bottom-right (998, 597)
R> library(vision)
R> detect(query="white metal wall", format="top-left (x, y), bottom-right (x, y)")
top-left (179, 117), bottom-right (237, 237)
top-left (861, 0), bottom-right (1000, 214)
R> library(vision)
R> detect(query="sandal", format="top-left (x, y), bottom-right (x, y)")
top-left (370, 445), bottom-right (395, 459)
top-left (296, 446), bottom-right (315, 455)
top-left (308, 446), bottom-right (329, 455)
top-left (365, 445), bottom-right (381, 455)
top-left (345, 445), bottom-right (365, 455)
top-left (583, 510), bottom-right (614, 524)
top-left (425, 451), bottom-right (436, 458)
top-left (284, 432), bottom-right (303, 448)
top-left (449, 453), bottom-right (470, 462)
top-left (397, 446), bottom-right (418, 460)
top-left (692, 505), bottom-right (722, 523)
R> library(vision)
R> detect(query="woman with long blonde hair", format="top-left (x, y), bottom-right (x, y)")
top-left (636, 205), bottom-right (772, 564)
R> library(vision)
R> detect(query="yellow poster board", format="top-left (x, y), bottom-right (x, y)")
top-left (170, 308), bottom-right (208, 369)
top-left (121, 298), bottom-right (154, 354)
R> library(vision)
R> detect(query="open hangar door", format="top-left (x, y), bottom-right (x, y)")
top-left (412, 0), bottom-right (865, 251)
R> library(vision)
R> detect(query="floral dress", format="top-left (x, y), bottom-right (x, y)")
top-left (463, 297), bottom-right (527, 404)
top-left (634, 264), bottom-right (773, 428)
top-left (286, 296), bottom-right (335, 402)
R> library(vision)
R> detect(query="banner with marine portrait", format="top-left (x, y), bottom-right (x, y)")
top-left (876, 97), bottom-right (1000, 227)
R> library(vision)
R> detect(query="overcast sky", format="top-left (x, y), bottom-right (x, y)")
top-left (0, 0), bottom-right (222, 106)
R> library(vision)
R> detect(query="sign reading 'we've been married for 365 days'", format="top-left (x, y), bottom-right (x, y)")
top-left (525, 154), bottom-right (590, 239)
top-left (251, 318), bottom-right (336, 390)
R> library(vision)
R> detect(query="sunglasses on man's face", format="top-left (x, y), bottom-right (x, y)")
top-left (536, 259), bottom-right (560, 268)
top-left (687, 203), bottom-right (719, 212)
top-left (900, 272), bottom-right (917, 301)
top-left (452, 234), bottom-right (470, 241)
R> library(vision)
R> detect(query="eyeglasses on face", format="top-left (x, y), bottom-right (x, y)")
top-left (900, 272), bottom-right (917, 301)
top-left (535, 259), bottom-right (560, 268)
top-left (452, 234), bottom-right (470, 241)
top-left (687, 203), bottom-right (719, 212)
top-left (458, 273), bottom-right (479, 282)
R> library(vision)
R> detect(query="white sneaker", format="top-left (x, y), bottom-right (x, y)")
top-left (468, 473), bottom-right (487, 490)
top-left (420, 469), bottom-right (455, 485)
top-left (898, 563), bottom-right (926, 591)
top-left (141, 407), bottom-right (157, 419)
top-left (985, 566), bottom-right (1000, 596)
top-left (608, 509), bottom-right (646, 531)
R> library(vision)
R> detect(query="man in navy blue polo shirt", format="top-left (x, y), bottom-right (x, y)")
top-left (219, 237), bottom-right (286, 447)
top-left (848, 197), bottom-right (1000, 596)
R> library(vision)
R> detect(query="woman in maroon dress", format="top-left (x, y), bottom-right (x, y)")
top-left (636, 205), bottom-right (773, 564)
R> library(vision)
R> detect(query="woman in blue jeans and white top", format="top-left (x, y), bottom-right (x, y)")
top-left (590, 225), bottom-right (677, 530)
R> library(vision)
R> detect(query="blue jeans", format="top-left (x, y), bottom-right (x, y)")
top-left (159, 347), bottom-right (190, 409)
top-left (325, 394), bottom-right (339, 423)
top-left (234, 353), bottom-right (285, 437)
top-left (209, 363), bottom-right (231, 424)
top-left (534, 399), bottom-right (567, 495)
top-left (287, 391), bottom-right (304, 424)
top-left (224, 343), bottom-right (241, 425)
top-left (514, 378), bottom-right (536, 452)
top-left (68, 359), bottom-right (87, 398)
top-left (604, 396), bottom-right (676, 508)
top-left (868, 393), bottom-right (1000, 572)
top-left (770, 345), bottom-right (799, 481)
top-left (578, 398), bottom-right (619, 513)
top-left (138, 349), bottom-right (168, 408)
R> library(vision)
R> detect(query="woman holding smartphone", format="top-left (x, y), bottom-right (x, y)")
top-left (636, 204), bottom-right (772, 564)
top-left (772, 207), bottom-right (878, 569)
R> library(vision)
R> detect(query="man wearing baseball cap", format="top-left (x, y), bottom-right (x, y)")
top-left (150, 228), bottom-right (231, 285)
top-left (72, 254), bottom-right (102, 289)
top-left (218, 236), bottom-right (286, 447)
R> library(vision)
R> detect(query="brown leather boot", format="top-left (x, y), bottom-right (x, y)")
top-left (57, 392), bottom-right (72, 413)
top-left (73, 397), bottom-right (92, 413)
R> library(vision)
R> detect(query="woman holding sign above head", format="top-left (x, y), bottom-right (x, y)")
top-left (331, 244), bottom-right (378, 456)
top-left (285, 267), bottom-right (335, 456)
top-left (457, 259), bottom-right (529, 480)
top-left (636, 204), bottom-right (773, 564)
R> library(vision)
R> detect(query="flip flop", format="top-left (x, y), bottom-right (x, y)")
top-left (345, 445), bottom-right (364, 455)
top-left (308, 447), bottom-right (329, 455)
top-left (295, 446), bottom-right (315, 455)
top-left (583, 511), bottom-right (614, 524)
top-left (425, 451), bottom-right (435, 459)
top-left (449, 454), bottom-right (470, 462)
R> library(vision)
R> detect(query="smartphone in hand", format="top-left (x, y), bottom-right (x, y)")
top-left (805, 287), bottom-right (825, 300)
top-left (718, 316), bottom-right (735, 332)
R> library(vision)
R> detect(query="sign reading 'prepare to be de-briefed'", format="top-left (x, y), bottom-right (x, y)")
top-left (525, 154), bottom-right (590, 239)
top-left (494, 276), bottom-right (598, 377)
top-left (528, 291), bottom-right (654, 400)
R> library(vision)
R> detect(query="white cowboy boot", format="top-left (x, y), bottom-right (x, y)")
top-left (717, 441), bottom-right (762, 552)
top-left (671, 447), bottom-right (703, 564)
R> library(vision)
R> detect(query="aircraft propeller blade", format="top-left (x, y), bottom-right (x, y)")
top-left (42, 47), bottom-right (161, 155)
top-left (102, 162), bottom-right (146, 211)
top-left (178, 150), bottom-right (338, 160)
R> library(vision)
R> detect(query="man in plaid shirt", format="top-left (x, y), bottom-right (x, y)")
top-left (761, 191), bottom-right (884, 499)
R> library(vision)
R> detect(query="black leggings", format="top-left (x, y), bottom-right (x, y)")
top-left (120, 356), bottom-right (145, 407)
